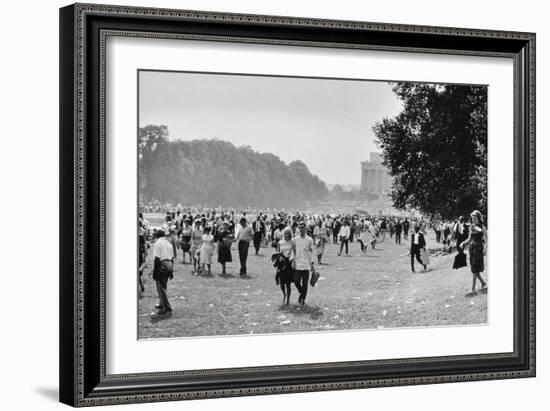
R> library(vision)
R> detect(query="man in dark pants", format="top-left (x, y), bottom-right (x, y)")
top-left (152, 229), bottom-right (174, 316)
top-left (236, 217), bottom-right (253, 276)
top-left (403, 218), bottom-right (410, 240)
top-left (291, 221), bottom-right (315, 305)
top-left (252, 215), bottom-right (265, 255)
top-left (333, 218), bottom-right (341, 244)
top-left (410, 225), bottom-right (427, 272)
top-left (394, 219), bottom-right (402, 245)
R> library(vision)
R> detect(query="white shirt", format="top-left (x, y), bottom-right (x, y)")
top-left (338, 225), bottom-right (350, 239)
top-left (236, 225), bottom-right (254, 242)
top-left (278, 239), bottom-right (292, 258)
top-left (292, 235), bottom-right (314, 270)
top-left (153, 237), bottom-right (174, 261)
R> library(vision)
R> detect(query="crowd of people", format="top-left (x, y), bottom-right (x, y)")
top-left (139, 207), bottom-right (488, 317)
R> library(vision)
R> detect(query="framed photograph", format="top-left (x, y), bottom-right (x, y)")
top-left (59, 3), bottom-right (535, 407)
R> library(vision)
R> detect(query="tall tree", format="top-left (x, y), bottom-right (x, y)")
top-left (138, 125), bottom-right (169, 201)
top-left (373, 83), bottom-right (487, 220)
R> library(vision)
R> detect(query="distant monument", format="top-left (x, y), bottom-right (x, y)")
top-left (360, 153), bottom-right (392, 199)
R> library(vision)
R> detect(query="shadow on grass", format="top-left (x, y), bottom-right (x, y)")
top-left (218, 273), bottom-right (236, 279)
top-left (278, 304), bottom-right (324, 320)
top-left (414, 268), bottom-right (435, 273)
top-left (465, 288), bottom-right (487, 298)
top-left (150, 312), bottom-right (173, 324)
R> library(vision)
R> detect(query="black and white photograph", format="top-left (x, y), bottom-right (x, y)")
top-left (53, 1), bottom-right (536, 407)
top-left (137, 70), bottom-right (489, 339)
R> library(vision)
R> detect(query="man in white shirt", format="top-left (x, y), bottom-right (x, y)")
top-left (337, 220), bottom-right (351, 256)
top-left (291, 221), bottom-right (315, 305)
top-left (235, 217), bottom-right (254, 276)
top-left (152, 229), bottom-right (174, 315)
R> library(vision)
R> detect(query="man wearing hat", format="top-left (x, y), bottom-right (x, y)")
top-left (152, 229), bottom-right (174, 316)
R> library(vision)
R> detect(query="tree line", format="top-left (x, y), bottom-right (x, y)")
top-left (139, 125), bottom-right (329, 208)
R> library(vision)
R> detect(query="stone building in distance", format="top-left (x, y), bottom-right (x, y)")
top-left (360, 153), bottom-right (392, 199)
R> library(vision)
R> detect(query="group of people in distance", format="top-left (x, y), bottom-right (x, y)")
top-left (138, 206), bottom-right (488, 317)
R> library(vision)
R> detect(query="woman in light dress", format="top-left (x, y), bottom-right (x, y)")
top-left (313, 219), bottom-right (328, 264)
top-left (199, 225), bottom-right (215, 276)
top-left (369, 220), bottom-right (379, 249)
top-left (190, 220), bottom-right (203, 275)
top-left (276, 228), bottom-right (294, 303)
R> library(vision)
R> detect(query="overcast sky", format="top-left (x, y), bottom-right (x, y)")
top-left (138, 70), bottom-right (403, 185)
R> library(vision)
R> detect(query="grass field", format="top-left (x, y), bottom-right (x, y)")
top-left (138, 232), bottom-right (487, 339)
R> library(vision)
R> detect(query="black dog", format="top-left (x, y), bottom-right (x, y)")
top-left (271, 252), bottom-right (293, 305)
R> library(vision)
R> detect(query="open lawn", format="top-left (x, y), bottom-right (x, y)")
top-left (138, 232), bottom-right (487, 339)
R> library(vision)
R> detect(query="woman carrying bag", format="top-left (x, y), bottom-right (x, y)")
top-left (460, 210), bottom-right (488, 295)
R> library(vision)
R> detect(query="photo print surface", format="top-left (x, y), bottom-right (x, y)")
top-left (137, 70), bottom-right (488, 339)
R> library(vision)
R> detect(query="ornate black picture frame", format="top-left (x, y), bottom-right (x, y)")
top-left (59, 3), bottom-right (535, 407)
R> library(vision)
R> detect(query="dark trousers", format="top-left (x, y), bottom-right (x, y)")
top-left (435, 230), bottom-right (441, 243)
top-left (339, 239), bottom-right (349, 255)
top-left (293, 269), bottom-right (310, 301)
top-left (253, 232), bottom-right (262, 254)
top-left (395, 232), bottom-right (401, 245)
top-left (410, 245), bottom-right (424, 271)
top-left (238, 240), bottom-right (250, 274)
top-left (333, 232), bottom-right (338, 244)
top-left (155, 275), bottom-right (172, 312)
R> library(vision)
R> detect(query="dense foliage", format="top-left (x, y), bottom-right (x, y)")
top-left (373, 83), bottom-right (488, 220)
top-left (139, 125), bottom-right (329, 207)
